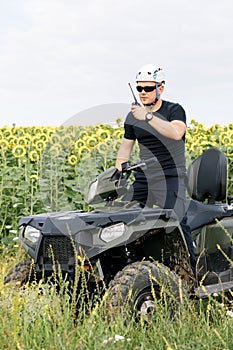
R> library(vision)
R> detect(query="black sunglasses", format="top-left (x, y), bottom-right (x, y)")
top-left (136, 85), bottom-right (156, 93)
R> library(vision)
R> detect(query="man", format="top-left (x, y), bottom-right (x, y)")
top-left (116, 63), bottom-right (196, 275)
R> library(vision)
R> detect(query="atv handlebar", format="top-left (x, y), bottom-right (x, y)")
top-left (88, 160), bottom-right (149, 204)
top-left (112, 161), bottom-right (147, 181)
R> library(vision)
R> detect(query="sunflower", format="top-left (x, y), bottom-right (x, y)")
top-left (35, 140), bottom-right (46, 151)
top-left (74, 139), bottom-right (86, 149)
top-left (0, 139), bottom-right (9, 151)
top-left (68, 154), bottom-right (78, 166)
top-left (207, 123), bottom-right (221, 132)
top-left (189, 119), bottom-right (199, 127)
top-left (188, 142), bottom-right (201, 153)
top-left (228, 130), bottom-right (233, 140)
top-left (219, 132), bottom-right (228, 140)
top-left (43, 127), bottom-right (56, 135)
top-left (197, 123), bottom-right (206, 131)
top-left (31, 135), bottom-right (40, 145)
top-left (29, 150), bottom-right (40, 162)
top-left (97, 129), bottom-right (111, 141)
top-left (32, 127), bottom-right (42, 136)
top-left (30, 174), bottom-right (39, 182)
top-left (17, 136), bottom-right (30, 147)
top-left (77, 130), bottom-right (88, 140)
top-left (2, 127), bottom-right (13, 138)
top-left (62, 135), bottom-right (72, 147)
top-left (226, 146), bottom-right (233, 156)
top-left (197, 132), bottom-right (208, 140)
top-left (48, 145), bottom-right (62, 158)
top-left (8, 136), bottom-right (18, 148)
top-left (222, 137), bottom-right (231, 146)
top-left (14, 127), bottom-right (25, 137)
top-left (112, 140), bottom-right (122, 152)
top-left (77, 145), bottom-right (89, 157)
top-left (114, 128), bottom-right (124, 139)
top-left (64, 125), bottom-right (75, 135)
top-left (104, 139), bottom-right (113, 147)
top-left (39, 133), bottom-right (49, 142)
top-left (50, 134), bottom-right (61, 144)
top-left (86, 136), bottom-right (98, 148)
top-left (12, 145), bottom-right (26, 158)
top-left (96, 141), bottom-right (109, 154)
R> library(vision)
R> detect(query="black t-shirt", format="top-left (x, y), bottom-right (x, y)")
top-left (124, 100), bottom-right (186, 177)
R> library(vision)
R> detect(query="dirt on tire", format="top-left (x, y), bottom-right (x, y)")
top-left (4, 259), bottom-right (34, 286)
top-left (107, 260), bottom-right (186, 321)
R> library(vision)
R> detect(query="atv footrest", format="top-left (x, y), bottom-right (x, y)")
top-left (195, 281), bottom-right (233, 299)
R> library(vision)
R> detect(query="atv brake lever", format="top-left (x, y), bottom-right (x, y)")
top-left (127, 162), bottom-right (146, 171)
top-left (118, 161), bottom-right (147, 175)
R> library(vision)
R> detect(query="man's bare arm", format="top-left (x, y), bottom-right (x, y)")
top-left (115, 138), bottom-right (135, 170)
top-left (131, 105), bottom-right (186, 140)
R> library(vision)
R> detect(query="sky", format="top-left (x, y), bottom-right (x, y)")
top-left (0, 0), bottom-right (232, 128)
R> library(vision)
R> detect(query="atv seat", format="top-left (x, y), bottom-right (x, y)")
top-left (186, 148), bottom-right (230, 231)
top-left (186, 148), bottom-right (227, 204)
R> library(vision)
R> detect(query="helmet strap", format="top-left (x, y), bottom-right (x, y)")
top-left (155, 83), bottom-right (160, 100)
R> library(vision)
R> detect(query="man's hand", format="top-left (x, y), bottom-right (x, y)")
top-left (131, 105), bottom-right (147, 121)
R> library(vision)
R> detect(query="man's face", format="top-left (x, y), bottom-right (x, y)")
top-left (136, 81), bottom-right (164, 105)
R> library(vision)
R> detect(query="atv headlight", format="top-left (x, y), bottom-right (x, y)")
top-left (100, 223), bottom-right (125, 243)
top-left (24, 226), bottom-right (41, 245)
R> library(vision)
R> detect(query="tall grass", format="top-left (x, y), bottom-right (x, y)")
top-left (1, 252), bottom-right (233, 350)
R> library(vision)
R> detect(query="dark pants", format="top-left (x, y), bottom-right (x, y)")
top-left (124, 172), bottom-right (196, 275)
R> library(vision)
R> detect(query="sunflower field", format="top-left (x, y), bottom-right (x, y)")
top-left (0, 119), bottom-right (232, 243)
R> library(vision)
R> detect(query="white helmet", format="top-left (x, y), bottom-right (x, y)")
top-left (136, 64), bottom-right (165, 84)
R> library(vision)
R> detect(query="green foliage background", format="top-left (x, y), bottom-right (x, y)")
top-left (0, 119), bottom-right (232, 240)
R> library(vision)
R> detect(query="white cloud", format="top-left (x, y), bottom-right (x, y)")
top-left (0, 0), bottom-right (232, 127)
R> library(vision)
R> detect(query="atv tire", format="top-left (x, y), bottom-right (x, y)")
top-left (107, 260), bottom-right (186, 321)
top-left (4, 259), bottom-right (34, 286)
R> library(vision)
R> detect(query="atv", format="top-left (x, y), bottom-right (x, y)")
top-left (4, 147), bottom-right (233, 317)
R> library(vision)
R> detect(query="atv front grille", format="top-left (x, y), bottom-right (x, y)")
top-left (42, 236), bottom-right (75, 264)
